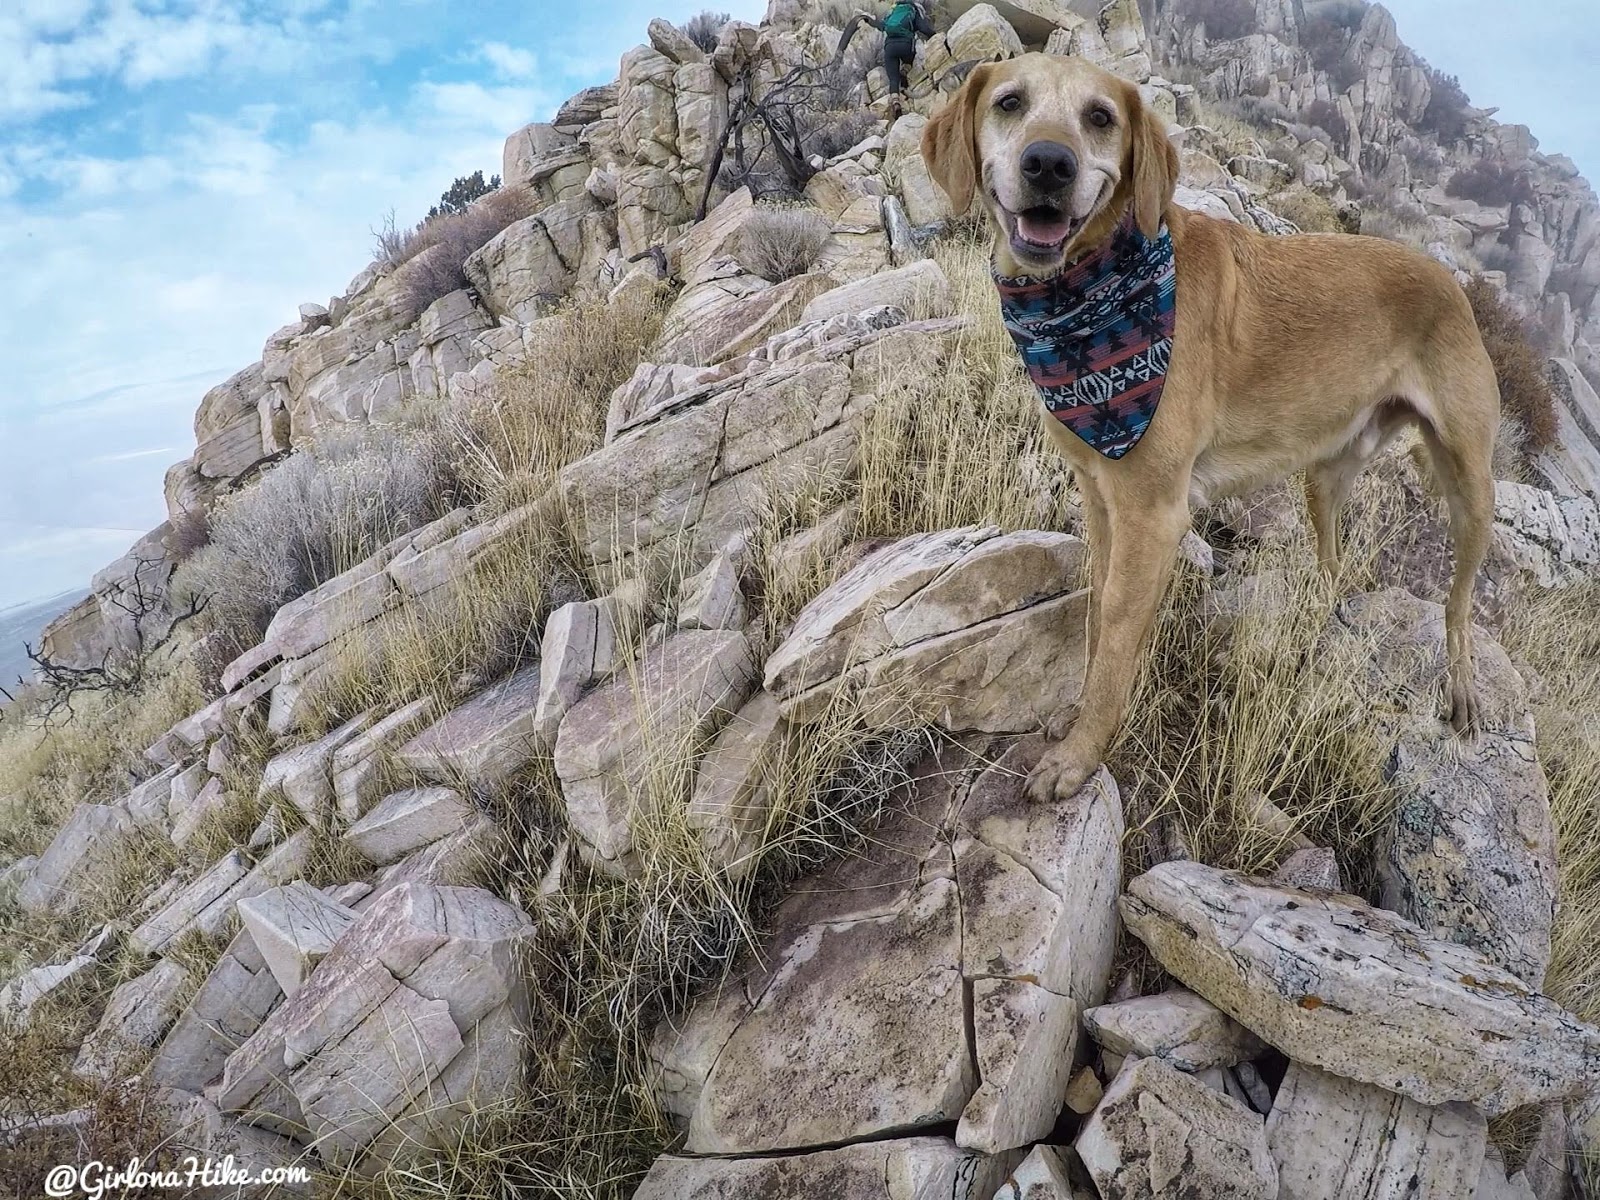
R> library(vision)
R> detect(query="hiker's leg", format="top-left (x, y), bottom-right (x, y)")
top-left (885, 38), bottom-right (910, 94)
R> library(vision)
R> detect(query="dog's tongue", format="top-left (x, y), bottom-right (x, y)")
top-left (1017, 210), bottom-right (1070, 246)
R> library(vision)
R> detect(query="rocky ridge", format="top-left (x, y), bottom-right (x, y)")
top-left (3, 0), bottom-right (1599, 1195)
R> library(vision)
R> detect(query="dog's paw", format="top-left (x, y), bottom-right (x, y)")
top-left (1025, 739), bottom-right (1100, 803)
top-left (1448, 680), bottom-right (1481, 738)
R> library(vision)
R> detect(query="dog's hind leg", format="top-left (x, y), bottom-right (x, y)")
top-left (1027, 493), bottom-right (1190, 803)
top-left (1417, 416), bottom-right (1495, 734)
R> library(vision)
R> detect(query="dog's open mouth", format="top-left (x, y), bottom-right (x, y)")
top-left (1006, 204), bottom-right (1084, 259)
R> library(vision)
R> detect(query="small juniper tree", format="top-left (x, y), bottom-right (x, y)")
top-left (428, 170), bottom-right (502, 220)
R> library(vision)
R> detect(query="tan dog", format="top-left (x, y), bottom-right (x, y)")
top-left (922, 53), bottom-right (1499, 803)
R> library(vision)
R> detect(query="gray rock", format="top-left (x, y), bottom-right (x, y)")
top-left (1271, 846), bottom-right (1343, 891)
top-left (657, 739), bottom-right (1122, 1156)
top-left (993, 1144), bottom-right (1092, 1198)
top-left (218, 883), bottom-right (532, 1168)
top-left (1265, 1062), bottom-right (1487, 1200)
top-left (149, 928), bottom-right (284, 1093)
top-left (677, 550), bottom-right (746, 631)
top-left (344, 787), bottom-right (473, 866)
top-left (330, 697), bottom-right (439, 823)
top-left (397, 665), bottom-right (544, 786)
top-left (556, 630), bottom-right (756, 874)
top-left (1121, 861), bottom-right (1600, 1115)
top-left (258, 711), bottom-right (376, 826)
top-left (1083, 989), bottom-right (1267, 1072)
top-left (0, 955), bottom-right (97, 1026)
top-left (73, 958), bottom-right (191, 1081)
top-left (533, 600), bottom-right (614, 744)
top-left (17, 803), bottom-right (136, 915)
top-left (765, 527), bottom-right (1090, 734)
top-left (237, 881), bottom-right (359, 996)
top-left (686, 689), bottom-right (792, 875)
top-left (1075, 1057), bottom-right (1278, 1200)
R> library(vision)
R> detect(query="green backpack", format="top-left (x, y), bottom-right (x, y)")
top-left (883, 2), bottom-right (918, 37)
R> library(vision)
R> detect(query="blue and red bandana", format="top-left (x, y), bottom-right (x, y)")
top-left (995, 213), bottom-right (1177, 459)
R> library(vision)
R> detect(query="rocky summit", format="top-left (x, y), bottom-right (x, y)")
top-left (3, 0), bottom-right (1600, 1197)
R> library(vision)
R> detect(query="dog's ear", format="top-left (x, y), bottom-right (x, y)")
top-left (1128, 84), bottom-right (1178, 238)
top-left (922, 63), bottom-right (993, 215)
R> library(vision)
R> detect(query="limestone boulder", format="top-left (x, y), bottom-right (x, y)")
top-left (151, 927), bottom-right (284, 1093)
top-left (764, 527), bottom-right (1090, 734)
top-left (1494, 480), bottom-right (1600, 586)
top-left (1075, 1057), bottom-right (1277, 1200)
top-left (237, 882), bottom-right (359, 996)
top-left (464, 196), bottom-right (603, 322)
top-left (331, 697), bottom-right (440, 822)
top-left (677, 550), bottom-right (747, 630)
top-left (634, 1137), bottom-right (1020, 1199)
top-left (994, 1144), bottom-right (1090, 1198)
top-left (532, 599), bottom-right (617, 744)
top-left (1121, 861), bottom-right (1600, 1115)
top-left (923, 5), bottom-right (1024, 75)
top-left (73, 959), bottom-right (191, 1081)
top-left (556, 630), bottom-right (756, 874)
top-left (1083, 989), bottom-right (1267, 1073)
top-left (18, 803), bottom-right (136, 916)
top-left (217, 883), bottom-right (532, 1169)
top-left (656, 739), bottom-right (1121, 1156)
top-left (397, 664), bottom-right (544, 786)
top-left (655, 264), bottom-right (833, 365)
top-left (0, 956), bottom-right (97, 1026)
top-left (131, 832), bottom-right (311, 956)
top-left (1265, 1062), bottom-right (1487, 1200)
top-left (884, 114), bottom-right (955, 226)
top-left (687, 689), bottom-right (792, 874)
top-left (616, 164), bottom-right (693, 260)
top-left (344, 787), bottom-right (473, 866)
top-left (1316, 589), bottom-right (1556, 985)
top-left (800, 258), bottom-right (952, 325)
top-left (619, 45), bottom-right (680, 169)
top-left (259, 711), bottom-right (376, 826)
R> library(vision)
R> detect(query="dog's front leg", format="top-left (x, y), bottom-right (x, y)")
top-left (1027, 500), bottom-right (1190, 803)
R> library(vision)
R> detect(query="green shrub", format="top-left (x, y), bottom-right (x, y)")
top-left (428, 170), bottom-right (502, 220)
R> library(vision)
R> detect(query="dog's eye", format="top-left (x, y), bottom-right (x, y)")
top-left (1088, 106), bottom-right (1114, 128)
top-left (996, 93), bottom-right (1022, 113)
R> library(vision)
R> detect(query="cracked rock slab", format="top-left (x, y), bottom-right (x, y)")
top-left (556, 629), bottom-right (755, 874)
top-left (343, 786), bottom-right (472, 866)
top-left (634, 1137), bottom-right (1021, 1200)
top-left (17, 803), bottom-right (136, 916)
top-left (217, 882), bottom-right (532, 1165)
top-left (397, 665), bottom-right (544, 786)
top-left (764, 527), bottom-right (1090, 735)
top-left (150, 928), bottom-right (283, 1093)
top-left (1265, 1062), bottom-right (1486, 1200)
top-left (237, 882), bottom-right (359, 996)
top-left (1075, 1056), bottom-right (1278, 1200)
top-left (1083, 989), bottom-right (1267, 1073)
top-left (1121, 861), bottom-right (1600, 1115)
top-left (994, 1144), bottom-right (1094, 1198)
top-left (74, 958), bottom-right (191, 1081)
top-left (659, 737), bottom-right (1122, 1157)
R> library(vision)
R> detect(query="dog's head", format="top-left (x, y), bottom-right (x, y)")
top-left (922, 53), bottom-right (1178, 276)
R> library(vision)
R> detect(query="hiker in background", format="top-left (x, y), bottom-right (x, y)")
top-left (882, 0), bottom-right (933, 115)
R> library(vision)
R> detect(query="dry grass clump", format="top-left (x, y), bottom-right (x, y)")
top-left (1462, 276), bottom-right (1557, 457)
top-left (173, 420), bottom-right (466, 666)
top-left (736, 206), bottom-right (833, 282)
top-left (1269, 186), bottom-right (1345, 233)
top-left (376, 187), bottom-right (539, 320)
top-left (856, 228), bottom-right (1080, 539)
top-left (1501, 580), bottom-right (1600, 1025)
top-left (451, 293), bottom-right (665, 511)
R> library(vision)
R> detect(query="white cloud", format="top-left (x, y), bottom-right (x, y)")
top-left (479, 41), bottom-right (538, 80)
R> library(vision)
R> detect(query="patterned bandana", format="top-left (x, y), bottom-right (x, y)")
top-left (995, 212), bottom-right (1177, 459)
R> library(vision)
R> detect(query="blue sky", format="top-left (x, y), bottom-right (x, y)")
top-left (0, 0), bottom-right (1594, 609)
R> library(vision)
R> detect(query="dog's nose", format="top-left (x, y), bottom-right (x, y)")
top-left (1020, 140), bottom-right (1078, 191)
